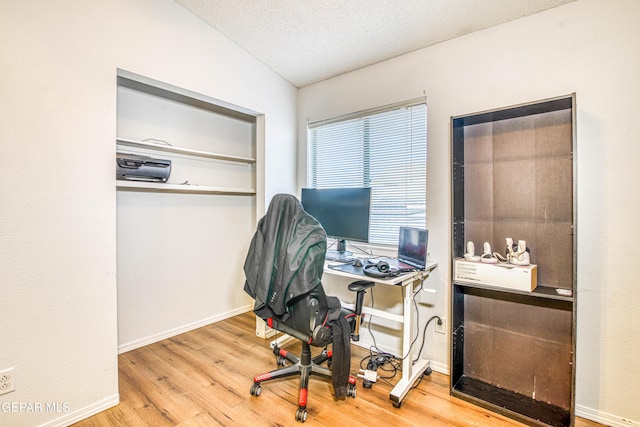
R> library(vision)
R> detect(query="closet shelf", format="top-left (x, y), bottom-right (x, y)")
top-left (116, 180), bottom-right (255, 196)
top-left (116, 137), bottom-right (256, 164)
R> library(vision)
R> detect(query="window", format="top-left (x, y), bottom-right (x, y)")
top-left (307, 100), bottom-right (427, 246)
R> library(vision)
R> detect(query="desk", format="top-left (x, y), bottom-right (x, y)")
top-left (324, 259), bottom-right (438, 407)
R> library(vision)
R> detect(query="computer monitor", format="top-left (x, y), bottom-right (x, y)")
top-left (301, 187), bottom-right (371, 259)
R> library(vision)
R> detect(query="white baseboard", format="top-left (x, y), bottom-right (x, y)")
top-left (118, 305), bottom-right (253, 353)
top-left (428, 359), bottom-right (449, 375)
top-left (576, 404), bottom-right (639, 426)
top-left (38, 394), bottom-right (119, 427)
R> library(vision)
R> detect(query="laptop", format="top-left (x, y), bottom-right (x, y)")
top-left (385, 227), bottom-right (429, 272)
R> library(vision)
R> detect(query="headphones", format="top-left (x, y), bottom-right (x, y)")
top-left (363, 260), bottom-right (399, 278)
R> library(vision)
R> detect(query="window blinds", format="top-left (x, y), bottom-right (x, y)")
top-left (307, 102), bottom-right (427, 246)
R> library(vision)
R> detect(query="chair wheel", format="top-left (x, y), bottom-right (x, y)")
top-left (347, 384), bottom-right (357, 398)
top-left (250, 383), bottom-right (262, 396)
top-left (424, 366), bottom-right (432, 376)
top-left (392, 401), bottom-right (402, 408)
top-left (295, 407), bottom-right (307, 422)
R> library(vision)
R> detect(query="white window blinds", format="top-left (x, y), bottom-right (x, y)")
top-left (307, 101), bottom-right (427, 246)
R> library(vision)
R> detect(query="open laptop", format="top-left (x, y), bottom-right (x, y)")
top-left (385, 227), bottom-right (429, 272)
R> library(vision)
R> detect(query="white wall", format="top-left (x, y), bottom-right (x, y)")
top-left (298, 0), bottom-right (640, 425)
top-left (0, 1), bottom-right (296, 426)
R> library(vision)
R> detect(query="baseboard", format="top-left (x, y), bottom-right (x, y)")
top-left (38, 394), bottom-right (119, 427)
top-left (118, 305), bottom-right (253, 353)
top-left (428, 359), bottom-right (449, 375)
top-left (576, 404), bottom-right (639, 426)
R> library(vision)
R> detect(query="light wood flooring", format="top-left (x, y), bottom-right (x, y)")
top-left (74, 312), bottom-right (603, 426)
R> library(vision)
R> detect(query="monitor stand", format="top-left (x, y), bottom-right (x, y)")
top-left (326, 239), bottom-right (352, 261)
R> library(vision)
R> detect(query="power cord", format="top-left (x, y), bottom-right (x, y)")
top-left (358, 286), bottom-right (442, 388)
top-left (142, 138), bottom-right (173, 146)
top-left (326, 239), bottom-right (373, 258)
top-left (413, 315), bottom-right (442, 364)
top-left (347, 242), bottom-right (374, 257)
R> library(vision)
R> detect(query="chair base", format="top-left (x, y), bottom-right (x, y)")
top-left (250, 342), bottom-right (356, 423)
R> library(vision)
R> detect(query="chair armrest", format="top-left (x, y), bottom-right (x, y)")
top-left (348, 280), bottom-right (374, 315)
top-left (348, 280), bottom-right (375, 293)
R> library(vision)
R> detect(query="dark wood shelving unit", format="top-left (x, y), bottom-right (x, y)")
top-left (450, 94), bottom-right (577, 426)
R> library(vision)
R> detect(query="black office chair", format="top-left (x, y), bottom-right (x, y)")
top-left (243, 194), bottom-right (374, 422)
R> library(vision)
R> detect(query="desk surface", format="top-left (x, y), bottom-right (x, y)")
top-left (324, 259), bottom-right (437, 286)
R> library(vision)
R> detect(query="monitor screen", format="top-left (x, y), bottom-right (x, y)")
top-left (301, 187), bottom-right (371, 253)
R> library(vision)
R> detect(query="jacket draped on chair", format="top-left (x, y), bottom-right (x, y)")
top-left (243, 193), bottom-right (327, 322)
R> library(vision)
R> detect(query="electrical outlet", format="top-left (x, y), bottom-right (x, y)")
top-left (435, 317), bottom-right (446, 334)
top-left (0, 367), bottom-right (16, 396)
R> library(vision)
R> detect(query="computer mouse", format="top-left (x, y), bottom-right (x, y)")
top-left (352, 258), bottom-right (363, 267)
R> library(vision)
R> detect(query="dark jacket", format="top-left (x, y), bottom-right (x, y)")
top-left (243, 194), bottom-right (327, 321)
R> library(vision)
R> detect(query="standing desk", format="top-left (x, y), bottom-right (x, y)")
top-left (324, 259), bottom-right (438, 407)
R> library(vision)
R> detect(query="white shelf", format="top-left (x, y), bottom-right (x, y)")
top-left (117, 68), bottom-right (260, 121)
top-left (116, 180), bottom-right (255, 196)
top-left (116, 137), bottom-right (255, 164)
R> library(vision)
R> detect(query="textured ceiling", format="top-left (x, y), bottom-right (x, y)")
top-left (176, 0), bottom-right (576, 87)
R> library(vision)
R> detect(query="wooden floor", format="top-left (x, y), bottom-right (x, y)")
top-left (74, 312), bottom-right (603, 427)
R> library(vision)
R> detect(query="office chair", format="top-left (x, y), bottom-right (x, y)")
top-left (243, 194), bottom-right (374, 423)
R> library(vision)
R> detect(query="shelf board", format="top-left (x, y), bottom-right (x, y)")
top-left (453, 280), bottom-right (574, 303)
top-left (116, 180), bottom-right (255, 196)
top-left (117, 69), bottom-right (260, 121)
top-left (116, 138), bottom-right (255, 164)
top-left (452, 376), bottom-right (571, 427)
top-left (451, 94), bottom-right (573, 126)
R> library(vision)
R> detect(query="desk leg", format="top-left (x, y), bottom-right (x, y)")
top-left (389, 278), bottom-right (431, 407)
